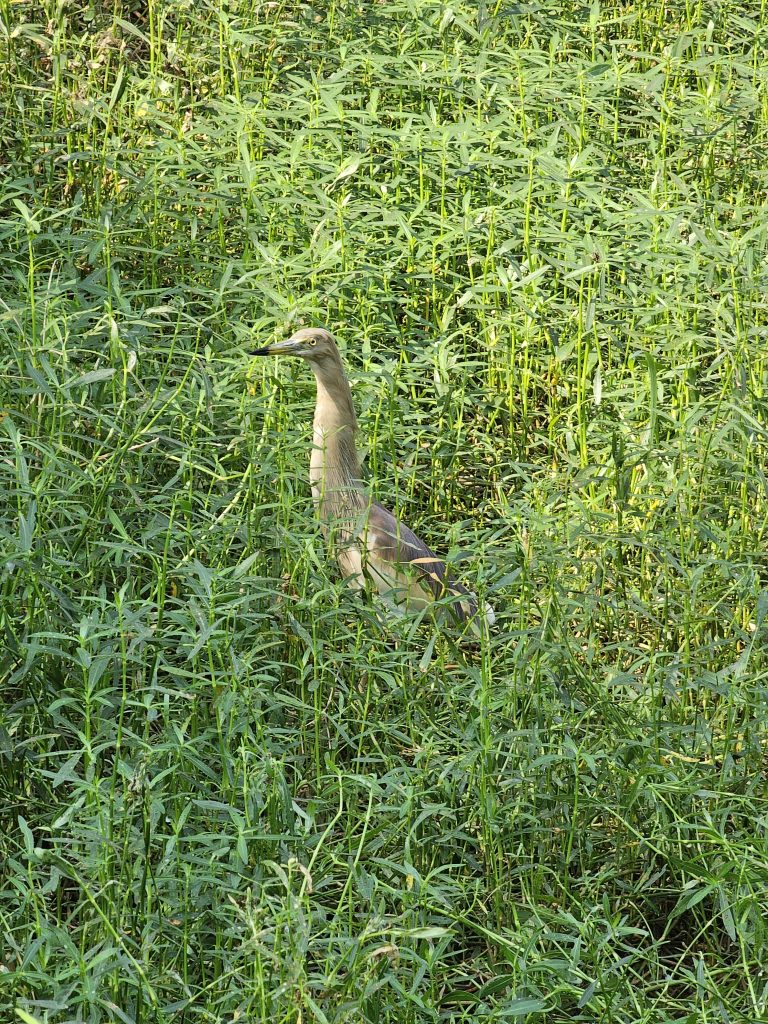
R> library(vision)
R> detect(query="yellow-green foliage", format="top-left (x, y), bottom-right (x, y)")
top-left (1, 1), bottom-right (767, 1020)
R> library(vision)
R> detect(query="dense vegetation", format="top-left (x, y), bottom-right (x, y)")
top-left (2, 1), bottom-right (767, 1020)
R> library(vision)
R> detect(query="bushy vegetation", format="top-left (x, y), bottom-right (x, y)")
top-left (2, 1), bottom-right (767, 1020)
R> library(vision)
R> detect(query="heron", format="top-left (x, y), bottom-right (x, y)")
top-left (253, 327), bottom-right (494, 633)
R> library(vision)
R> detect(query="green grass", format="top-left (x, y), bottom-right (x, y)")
top-left (2, 0), bottom-right (768, 1020)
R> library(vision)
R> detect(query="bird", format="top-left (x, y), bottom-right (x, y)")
top-left (253, 327), bottom-right (494, 633)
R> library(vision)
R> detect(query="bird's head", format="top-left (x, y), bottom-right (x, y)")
top-left (253, 327), bottom-right (339, 363)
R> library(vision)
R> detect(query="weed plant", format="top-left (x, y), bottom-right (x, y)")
top-left (1, 1), bottom-right (767, 1021)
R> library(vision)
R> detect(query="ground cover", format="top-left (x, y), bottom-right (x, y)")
top-left (1, 1), bottom-right (767, 1020)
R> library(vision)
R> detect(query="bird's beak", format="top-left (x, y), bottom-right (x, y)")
top-left (252, 337), bottom-right (303, 357)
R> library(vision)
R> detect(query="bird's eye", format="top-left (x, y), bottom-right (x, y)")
top-left (309, 339), bottom-right (317, 346)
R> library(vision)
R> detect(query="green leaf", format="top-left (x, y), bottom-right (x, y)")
top-left (70, 368), bottom-right (116, 387)
top-left (16, 1010), bottom-right (44, 1024)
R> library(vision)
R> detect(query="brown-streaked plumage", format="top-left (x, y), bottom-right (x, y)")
top-left (253, 327), bottom-right (494, 633)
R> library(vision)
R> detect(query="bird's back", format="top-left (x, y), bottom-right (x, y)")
top-left (333, 499), bottom-right (492, 630)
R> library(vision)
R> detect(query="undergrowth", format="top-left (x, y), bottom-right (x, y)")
top-left (1, 1), bottom-right (767, 1021)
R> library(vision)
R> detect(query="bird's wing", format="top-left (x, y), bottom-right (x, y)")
top-left (361, 500), bottom-right (479, 623)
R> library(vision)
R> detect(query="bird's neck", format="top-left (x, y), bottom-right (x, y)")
top-left (310, 361), bottom-right (365, 516)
